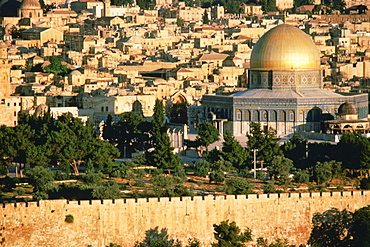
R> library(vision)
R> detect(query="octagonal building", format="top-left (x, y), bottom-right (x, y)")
top-left (201, 24), bottom-right (368, 138)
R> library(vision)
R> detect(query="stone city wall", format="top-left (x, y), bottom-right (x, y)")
top-left (1, 191), bottom-right (370, 247)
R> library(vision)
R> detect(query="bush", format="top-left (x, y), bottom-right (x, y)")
top-left (13, 188), bottom-right (25, 196)
top-left (65, 214), bottom-right (74, 223)
top-left (134, 180), bottom-right (145, 187)
top-left (224, 178), bottom-right (253, 195)
top-left (261, 181), bottom-right (276, 193)
top-left (360, 178), bottom-right (370, 190)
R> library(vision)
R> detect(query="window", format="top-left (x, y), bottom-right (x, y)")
top-left (263, 111), bottom-right (268, 121)
top-left (253, 111), bottom-right (259, 121)
top-left (289, 111), bottom-right (294, 121)
top-left (271, 111), bottom-right (277, 121)
top-left (245, 110), bottom-right (251, 121)
top-left (14, 111), bottom-right (16, 117)
top-left (236, 110), bottom-right (241, 120)
top-left (101, 106), bottom-right (104, 112)
top-left (281, 111), bottom-right (286, 121)
top-left (106, 106), bottom-right (108, 112)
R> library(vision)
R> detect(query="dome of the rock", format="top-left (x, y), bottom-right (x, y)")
top-left (250, 24), bottom-right (321, 70)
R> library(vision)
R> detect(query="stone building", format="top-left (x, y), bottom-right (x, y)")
top-left (201, 24), bottom-right (368, 138)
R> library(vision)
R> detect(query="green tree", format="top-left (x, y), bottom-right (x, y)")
top-left (25, 166), bottom-right (58, 200)
top-left (221, 130), bottom-right (248, 172)
top-left (152, 99), bottom-right (165, 143)
top-left (134, 227), bottom-right (181, 247)
top-left (43, 56), bottom-right (68, 75)
top-left (202, 9), bottom-right (209, 24)
top-left (176, 18), bottom-right (185, 27)
top-left (91, 180), bottom-right (121, 199)
top-left (337, 132), bottom-right (370, 172)
top-left (196, 122), bottom-right (219, 153)
top-left (212, 220), bottom-right (252, 247)
top-left (293, 170), bottom-right (310, 184)
top-left (351, 205), bottom-right (370, 246)
top-left (246, 122), bottom-right (283, 165)
top-left (308, 208), bottom-right (353, 247)
top-left (151, 131), bottom-right (182, 173)
top-left (313, 161), bottom-right (333, 185)
top-left (209, 169), bottom-right (225, 184)
top-left (267, 156), bottom-right (293, 180)
top-left (281, 133), bottom-right (307, 168)
top-left (194, 160), bottom-right (211, 177)
top-left (224, 177), bottom-right (253, 194)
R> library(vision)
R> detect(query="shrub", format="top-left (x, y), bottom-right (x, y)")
top-left (13, 188), bottom-right (25, 196)
top-left (261, 181), bottom-right (276, 193)
top-left (65, 214), bottom-right (74, 223)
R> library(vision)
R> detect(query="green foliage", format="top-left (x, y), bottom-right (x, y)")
top-left (224, 177), bottom-right (253, 195)
top-left (194, 160), bottom-right (211, 177)
top-left (267, 156), bottom-right (293, 180)
top-left (151, 174), bottom-right (192, 197)
top-left (152, 99), bottom-right (165, 141)
top-left (202, 9), bottom-right (209, 24)
top-left (65, 214), bottom-right (74, 223)
top-left (351, 205), bottom-right (370, 246)
top-left (25, 166), bottom-right (57, 200)
top-left (221, 130), bottom-right (248, 172)
top-left (337, 132), bottom-right (370, 170)
top-left (281, 133), bottom-right (307, 168)
top-left (246, 122), bottom-right (283, 165)
top-left (176, 18), bottom-right (185, 27)
top-left (43, 56), bottom-right (68, 75)
top-left (134, 226), bottom-right (181, 247)
top-left (14, 187), bottom-right (25, 196)
top-left (187, 238), bottom-right (201, 247)
top-left (91, 180), bottom-right (121, 199)
top-left (209, 169), bottom-right (225, 184)
top-left (293, 170), bottom-right (310, 184)
top-left (308, 208), bottom-right (353, 247)
top-left (313, 161), bottom-right (333, 185)
top-left (360, 177), bottom-right (370, 190)
top-left (151, 131), bottom-right (182, 171)
top-left (196, 122), bottom-right (220, 151)
top-left (257, 238), bottom-right (290, 247)
top-left (212, 220), bottom-right (252, 247)
top-left (261, 181), bottom-right (276, 193)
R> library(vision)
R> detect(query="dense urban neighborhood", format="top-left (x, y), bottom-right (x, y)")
top-left (3, 0), bottom-right (370, 245)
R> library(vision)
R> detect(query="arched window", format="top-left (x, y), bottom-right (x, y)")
top-left (281, 111), bottom-right (286, 121)
top-left (289, 111), bottom-right (295, 121)
top-left (254, 111), bottom-right (260, 121)
top-left (271, 111), bottom-right (277, 121)
top-left (236, 110), bottom-right (241, 120)
top-left (245, 110), bottom-right (251, 121)
top-left (263, 111), bottom-right (268, 121)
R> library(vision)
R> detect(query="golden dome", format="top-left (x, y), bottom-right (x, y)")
top-left (250, 24), bottom-right (320, 70)
top-left (20, 0), bottom-right (42, 10)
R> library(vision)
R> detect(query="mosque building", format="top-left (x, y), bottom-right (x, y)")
top-left (201, 24), bottom-right (369, 138)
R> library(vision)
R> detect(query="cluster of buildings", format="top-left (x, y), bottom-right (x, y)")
top-left (1, 0), bottom-right (370, 144)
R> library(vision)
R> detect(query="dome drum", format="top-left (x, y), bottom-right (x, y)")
top-left (249, 69), bottom-right (322, 90)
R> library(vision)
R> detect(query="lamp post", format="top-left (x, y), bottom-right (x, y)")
top-left (252, 149), bottom-right (258, 187)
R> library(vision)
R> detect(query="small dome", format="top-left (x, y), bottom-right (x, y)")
top-left (35, 103), bottom-right (48, 116)
top-left (338, 102), bottom-right (356, 115)
top-left (250, 24), bottom-right (321, 70)
top-left (20, 0), bottom-right (41, 10)
top-left (70, 70), bottom-right (82, 76)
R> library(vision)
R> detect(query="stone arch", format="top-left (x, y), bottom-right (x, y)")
top-left (245, 110), bottom-right (251, 121)
top-left (289, 110), bottom-right (295, 121)
top-left (307, 107), bottom-right (322, 122)
top-left (281, 111), bottom-right (286, 122)
top-left (263, 110), bottom-right (268, 121)
top-left (132, 100), bottom-right (143, 117)
top-left (271, 110), bottom-right (277, 121)
top-left (253, 110), bottom-right (259, 121)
